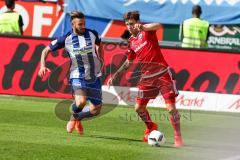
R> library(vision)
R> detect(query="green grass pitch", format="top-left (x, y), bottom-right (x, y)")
top-left (0, 95), bottom-right (240, 160)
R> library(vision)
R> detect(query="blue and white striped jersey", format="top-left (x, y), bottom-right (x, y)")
top-left (49, 29), bottom-right (102, 80)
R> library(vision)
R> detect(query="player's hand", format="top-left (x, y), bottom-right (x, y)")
top-left (38, 66), bottom-right (51, 78)
top-left (134, 23), bottom-right (143, 31)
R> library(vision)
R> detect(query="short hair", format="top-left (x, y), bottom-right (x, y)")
top-left (5, 0), bottom-right (15, 9)
top-left (70, 11), bottom-right (85, 21)
top-left (123, 11), bottom-right (140, 21)
top-left (192, 5), bottom-right (202, 16)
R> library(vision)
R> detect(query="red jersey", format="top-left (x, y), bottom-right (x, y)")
top-left (128, 30), bottom-right (169, 81)
top-left (127, 30), bottom-right (178, 103)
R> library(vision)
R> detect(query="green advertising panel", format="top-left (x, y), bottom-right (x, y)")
top-left (208, 25), bottom-right (240, 51)
top-left (162, 24), bottom-right (240, 51)
top-left (163, 25), bottom-right (180, 42)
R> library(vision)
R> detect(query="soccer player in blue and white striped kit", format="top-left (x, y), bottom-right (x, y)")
top-left (38, 11), bottom-right (104, 135)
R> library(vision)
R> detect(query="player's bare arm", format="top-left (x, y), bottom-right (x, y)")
top-left (135, 23), bottom-right (161, 31)
top-left (107, 59), bottom-right (131, 86)
top-left (96, 42), bottom-right (105, 69)
top-left (38, 46), bottom-right (51, 78)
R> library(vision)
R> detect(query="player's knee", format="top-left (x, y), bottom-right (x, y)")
top-left (75, 100), bottom-right (87, 108)
top-left (166, 104), bottom-right (177, 113)
top-left (163, 93), bottom-right (177, 112)
top-left (134, 104), bottom-right (140, 112)
top-left (135, 98), bottom-right (148, 112)
top-left (90, 105), bottom-right (102, 116)
top-left (135, 104), bottom-right (146, 112)
top-left (163, 92), bottom-right (176, 104)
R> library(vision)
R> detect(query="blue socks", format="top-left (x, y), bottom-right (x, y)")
top-left (71, 103), bottom-right (82, 114)
top-left (72, 104), bottom-right (94, 120)
top-left (76, 106), bottom-right (94, 120)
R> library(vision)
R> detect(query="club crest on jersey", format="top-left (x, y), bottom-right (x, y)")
top-left (134, 41), bottom-right (147, 52)
top-left (138, 33), bottom-right (143, 40)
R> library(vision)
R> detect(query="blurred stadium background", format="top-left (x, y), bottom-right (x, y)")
top-left (0, 0), bottom-right (240, 160)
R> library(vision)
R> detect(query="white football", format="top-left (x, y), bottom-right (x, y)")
top-left (148, 130), bottom-right (166, 147)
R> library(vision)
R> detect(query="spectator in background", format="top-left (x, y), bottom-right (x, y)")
top-left (179, 5), bottom-right (209, 48)
top-left (0, 0), bottom-right (23, 35)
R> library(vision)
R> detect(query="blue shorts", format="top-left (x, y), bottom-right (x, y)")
top-left (70, 77), bottom-right (102, 106)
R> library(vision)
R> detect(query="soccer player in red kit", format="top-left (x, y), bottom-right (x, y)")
top-left (107, 11), bottom-right (183, 147)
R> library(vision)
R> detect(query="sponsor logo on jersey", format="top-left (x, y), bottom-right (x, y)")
top-left (134, 41), bottom-right (147, 52)
top-left (73, 46), bottom-right (93, 54)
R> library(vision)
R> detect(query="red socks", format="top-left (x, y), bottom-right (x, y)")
top-left (169, 110), bottom-right (181, 136)
top-left (137, 109), bottom-right (181, 137)
top-left (137, 110), bottom-right (153, 129)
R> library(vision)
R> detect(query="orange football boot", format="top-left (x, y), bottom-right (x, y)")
top-left (66, 120), bottom-right (77, 133)
top-left (174, 135), bottom-right (183, 147)
top-left (75, 120), bottom-right (84, 135)
top-left (143, 123), bottom-right (158, 142)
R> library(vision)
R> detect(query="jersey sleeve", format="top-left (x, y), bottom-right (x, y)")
top-left (49, 35), bottom-right (66, 51)
top-left (91, 29), bottom-right (101, 45)
top-left (145, 30), bottom-right (156, 38)
top-left (126, 49), bottom-right (136, 61)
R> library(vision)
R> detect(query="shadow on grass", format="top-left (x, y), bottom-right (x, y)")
top-left (84, 134), bottom-right (142, 142)
top-left (75, 134), bottom-right (175, 149)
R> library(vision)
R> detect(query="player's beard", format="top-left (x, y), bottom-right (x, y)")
top-left (75, 28), bottom-right (85, 35)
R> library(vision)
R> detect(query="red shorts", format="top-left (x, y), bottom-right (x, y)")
top-left (136, 68), bottom-right (178, 105)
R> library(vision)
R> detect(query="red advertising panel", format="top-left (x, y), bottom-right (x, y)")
top-left (161, 48), bottom-right (240, 95)
top-left (0, 36), bottom-right (70, 98)
top-left (0, 36), bottom-right (239, 99)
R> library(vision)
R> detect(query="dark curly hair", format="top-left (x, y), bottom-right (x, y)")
top-left (123, 11), bottom-right (140, 21)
